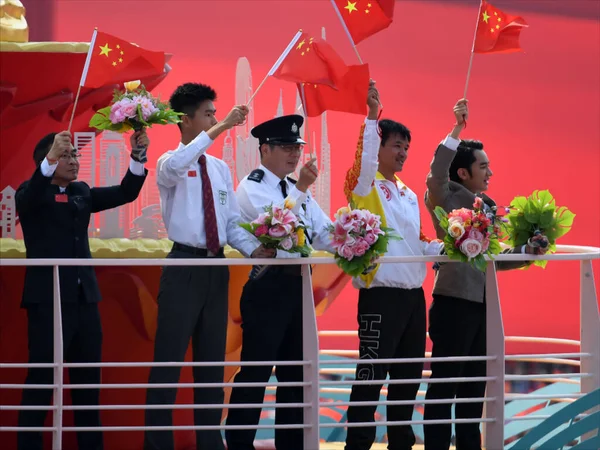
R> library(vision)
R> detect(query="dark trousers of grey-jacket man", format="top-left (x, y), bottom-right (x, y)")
top-left (423, 143), bottom-right (529, 450)
top-left (144, 245), bottom-right (229, 450)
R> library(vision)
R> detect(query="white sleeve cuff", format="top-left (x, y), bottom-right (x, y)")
top-left (187, 130), bottom-right (213, 149)
top-left (364, 118), bottom-right (378, 126)
top-left (129, 159), bottom-right (146, 176)
top-left (40, 158), bottom-right (58, 177)
top-left (441, 135), bottom-right (460, 151)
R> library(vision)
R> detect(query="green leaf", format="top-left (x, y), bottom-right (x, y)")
top-left (539, 206), bottom-right (555, 229)
top-left (510, 196), bottom-right (528, 210)
top-left (434, 206), bottom-right (448, 222)
top-left (524, 202), bottom-right (540, 224)
top-left (555, 207), bottom-right (575, 227)
top-left (473, 255), bottom-right (487, 272)
top-left (536, 190), bottom-right (555, 208)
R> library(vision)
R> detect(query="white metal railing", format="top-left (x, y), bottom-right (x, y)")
top-left (0, 245), bottom-right (598, 450)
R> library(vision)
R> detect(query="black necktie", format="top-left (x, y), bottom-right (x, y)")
top-left (279, 179), bottom-right (288, 199)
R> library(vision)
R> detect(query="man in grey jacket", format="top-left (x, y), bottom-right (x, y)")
top-left (423, 99), bottom-right (548, 450)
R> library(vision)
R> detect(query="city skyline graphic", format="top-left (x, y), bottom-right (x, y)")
top-left (0, 30), bottom-right (332, 240)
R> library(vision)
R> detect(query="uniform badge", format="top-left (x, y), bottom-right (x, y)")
top-left (291, 123), bottom-right (298, 134)
top-left (188, 170), bottom-right (197, 177)
top-left (219, 190), bottom-right (227, 205)
top-left (379, 184), bottom-right (392, 201)
top-left (248, 169), bottom-right (264, 183)
top-left (55, 194), bottom-right (68, 203)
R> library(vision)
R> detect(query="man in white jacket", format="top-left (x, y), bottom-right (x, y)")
top-left (343, 82), bottom-right (442, 450)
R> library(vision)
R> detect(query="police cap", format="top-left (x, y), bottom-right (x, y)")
top-left (251, 114), bottom-right (307, 146)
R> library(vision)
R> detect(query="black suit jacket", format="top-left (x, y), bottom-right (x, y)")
top-left (16, 164), bottom-right (147, 307)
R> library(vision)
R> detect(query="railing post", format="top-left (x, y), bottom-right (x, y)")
top-left (580, 260), bottom-right (599, 441)
top-left (484, 262), bottom-right (505, 448)
top-left (301, 264), bottom-right (320, 448)
top-left (52, 265), bottom-right (64, 450)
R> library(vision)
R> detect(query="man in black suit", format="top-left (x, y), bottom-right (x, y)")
top-left (15, 129), bottom-right (148, 450)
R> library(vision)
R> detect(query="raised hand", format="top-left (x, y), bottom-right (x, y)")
top-left (223, 105), bottom-right (249, 129)
top-left (47, 131), bottom-right (72, 162)
top-left (296, 157), bottom-right (318, 193)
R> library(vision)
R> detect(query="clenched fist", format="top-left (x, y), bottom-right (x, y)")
top-left (130, 129), bottom-right (149, 163)
top-left (223, 105), bottom-right (249, 129)
top-left (47, 131), bottom-right (72, 163)
top-left (453, 98), bottom-right (469, 126)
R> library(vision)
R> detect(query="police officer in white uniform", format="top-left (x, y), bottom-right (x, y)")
top-left (225, 115), bottom-right (334, 450)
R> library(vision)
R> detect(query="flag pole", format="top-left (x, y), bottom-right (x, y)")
top-left (299, 83), bottom-right (314, 159)
top-left (463, 0), bottom-right (484, 98)
top-left (330, 0), bottom-right (364, 64)
top-left (68, 28), bottom-right (98, 132)
top-left (246, 30), bottom-right (303, 106)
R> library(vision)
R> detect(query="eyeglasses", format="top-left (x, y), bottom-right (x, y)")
top-left (59, 152), bottom-right (82, 161)
top-left (276, 144), bottom-right (304, 154)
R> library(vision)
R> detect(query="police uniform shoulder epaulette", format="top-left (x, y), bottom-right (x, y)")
top-left (248, 169), bottom-right (264, 183)
top-left (286, 177), bottom-right (297, 184)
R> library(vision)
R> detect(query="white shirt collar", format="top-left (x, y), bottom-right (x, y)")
top-left (259, 164), bottom-right (286, 190)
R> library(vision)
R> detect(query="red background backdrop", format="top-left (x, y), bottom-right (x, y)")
top-left (45, 0), bottom-right (599, 347)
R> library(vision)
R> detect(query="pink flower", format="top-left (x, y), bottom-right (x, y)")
top-left (132, 94), bottom-right (159, 120)
top-left (252, 213), bottom-right (269, 226)
top-left (110, 99), bottom-right (138, 124)
top-left (254, 225), bottom-right (268, 237)
top-left (271, 206), bottom-right (297, 227)
top-left (280, 237), bottom-right (293, 251)
top-left (352, 238), bottom-right (370, 257)
top-left (364, 231), bottom-right (378, 245)
top-left (473, 197), bottom-right (484, 210)
top-left (268, 224), bottom-right (288, 238)
top-left (481, 237), bottom-right (490, 252)
top-left (468, 229), bottom-right (484, 242)
top-left (460, 238), bottom-right (483, 259)
top-left (339, 244), bottom-right (355, 260)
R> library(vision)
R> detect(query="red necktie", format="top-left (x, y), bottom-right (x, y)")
top-left (199, 155), bottom-right (220, 254)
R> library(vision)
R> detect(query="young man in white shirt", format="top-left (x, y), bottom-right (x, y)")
top-left (343, 83), bottom-right (442, 450)
top-left (225, 115), bottom-right (334, 450)
top-left (144, 83), bottom-right (272, 450)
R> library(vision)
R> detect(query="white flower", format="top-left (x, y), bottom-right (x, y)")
top-left (448, 222), bottom-right (465, 239)
top-left (460, 238), bottom-right (483, 260)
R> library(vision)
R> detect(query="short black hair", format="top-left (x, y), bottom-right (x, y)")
top-left (449, 139), bottom-right (484, 183)
top-left (33, 132), bottom-right (57, 166)
top-left (378, 119), bottom-right (411, 146)
top-left (169, 83), bottom-right (217, 127)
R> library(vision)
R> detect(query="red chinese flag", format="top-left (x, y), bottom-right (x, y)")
top-left (474, 0), bottom-right (528, 54)
top-left (81, 30), bottom-right (166, 88)
top-left (299, 64), bottom-right (370, 117)
top-left (272, 32), bottom-right (349, 88)
top-left (333, 0), bottom-right (395, 45)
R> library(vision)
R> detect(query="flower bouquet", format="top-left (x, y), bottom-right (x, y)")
top-left (327, 206), bottom-right (401, 277)
top-left (504, 190), bottom-right (574, 268)
top-left (89, 80), bottom-right (182, 133)
top-left (239, 201), bottom-right (312, 280)
top-left (433, 197), bottom-right (505, 272)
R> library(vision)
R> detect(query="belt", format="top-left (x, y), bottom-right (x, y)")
top-left (172, 242), bottom-right (224, 257)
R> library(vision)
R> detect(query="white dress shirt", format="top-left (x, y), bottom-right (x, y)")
top-left (156, 131), bottom-right (259, 257)
top-left (236, 165), bottom-right (335, 258)
top-left (351, 119), bottom-right (443, 289)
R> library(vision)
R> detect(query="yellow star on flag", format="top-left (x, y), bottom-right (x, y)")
top-left (482, 11), bottom-right (490, 23)
top-left (98, 43), bottom-right (112, 57)
top-left (345, 0), bottom-right (357, 14)
top-left (297, 39), bottom-right (306, 50)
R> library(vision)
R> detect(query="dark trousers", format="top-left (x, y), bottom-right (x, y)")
top-left (144, 248), bottom-right (230, 450)
top-left (225, 270), bottom-right (304, 450)
top-left (18, 293), bottom-right (103, 450)
top-left (345, 287), bottom-right (426, 450)
top-left (423, 295), bottom-right (487, 450)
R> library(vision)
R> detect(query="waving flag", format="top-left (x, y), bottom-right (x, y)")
top-left (474, 0), bottom-right (528, 54)
top-left (332, 0), bottom-right (395, 45)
